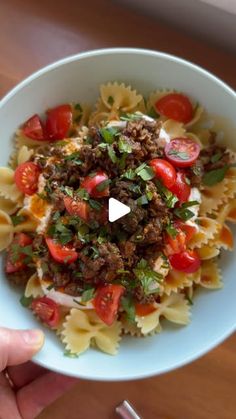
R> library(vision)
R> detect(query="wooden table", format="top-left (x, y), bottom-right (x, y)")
top-left (1, 1), bottom-right (236, 418)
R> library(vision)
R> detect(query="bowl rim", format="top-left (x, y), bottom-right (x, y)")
top-left (0, 47), bottom-right (236, 381)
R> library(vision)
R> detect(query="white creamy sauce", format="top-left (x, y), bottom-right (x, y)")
top-left (187, 187), bottom-right (201, 227)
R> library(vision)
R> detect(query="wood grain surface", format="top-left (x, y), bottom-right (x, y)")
top-left (1, 1), bottom-right (236, 418)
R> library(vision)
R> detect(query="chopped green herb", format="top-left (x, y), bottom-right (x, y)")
top-left (118, 152), bottom-right (128, 170)
top-left (210, 152), bottom-right (222, 164)
top-left (81, 288), bottom-right (95, 302)
top-left (133, 259), bottom-right (162, 296)
top-left (55, 140), bottom-right (68, 147)
top-left (128, 183), bottom-right (142, 194)
top-left (74, 103), bottom-right (83, 112)
top-left (155, 180), bottom-right (178, 208)
top-left (147, 106), bottom-right (160, 119)
top-left (89, 199), bottom-right (103, 211)
top-left (192, 164), bottom-right (202, 177)
top-left (121, 296), bottom-right (136, 322)
top-left (64, 350), bottom-right (79, 358)
top-left (90, 245), bottom-right (100, 259)
top-left (37, 192), bottom-right (48, 201)
top-left (20, 295), bottom-right (33, 308)
top-left (64, 151), bottom-right (82, 165)
top-left (121, 168), bottom-right (136, 180)
top-left (47, 283), bottom-right (55, 291)
top-left (181, 200), bottom-right (199, 208)
top-left (174, 207), bottom-right (195, 221)
top-left (166, 223), bottom-right (178, 238)
top-left (107, 96), bottom-right (114, 106)
top-left (99, 127), bottom-right (118, 144)
top-left (73, 299), bottom-right (85, 306)
top-left (76, 188), bottom-right (90, 200)
top-left (118, 137), bottom-right (132, 154)
top-left (136, 195), bottom-right (149, 206)
top-left (186, 295), bottom-right (193, 305)
top-left (185, 176), bottom-right (191, 185)
top-left (117, 269), bottom-right (130, 274)
top-left (135, 163), bottom-right (155, 181)
top-left (107, 145), bottom-right (117, 163)
top-left (11, 215), bottom-right (26, 226)
top-left (168, 149), bottom-right (190, 160)
top-left (52, 211), bottom-right (61, 222)
top-left (203, 165), bottom-right (229, 186)
top-left (96, 179), bottom-right (111, 192)
top-left (120, 113), bottom-right (141, 121)
top-left (64, 186), bottom-right (74, 197)
top-left (47, 220), bottom-right (73, 245)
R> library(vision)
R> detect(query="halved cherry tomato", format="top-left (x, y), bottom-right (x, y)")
top-left (164, 137), bottom-right (200, 168)
top-left (31, 296), bottom-right (60, 328)
top-left (149, 158), bottom-right (176, 188)
top-left (5, 233), bottom-right (33, 273)
top-left (169, 171), bottom-right (190, 204)
top-left (81, 171), bottom-right (109, 198)
top-left (174, 220), bottom-right (197, 243)
top-left (45, 104), bottom-right (72, 141)
top-left (135, 303), bottom-right (156, 316)
top-left (64, 196), bottom-right (89, 222)
top-left (22, 114), bottom-right (45, 141)
top-left (45, 237), bottom-right (78, 264)
top-left (155, 93), bottom-right (193, 124)
top-left (14, 162), bottom-right (41, 195)
top-left (169, 250), bottom-right (201, 273)
top-left (93, 284), bottom-right (125, 326)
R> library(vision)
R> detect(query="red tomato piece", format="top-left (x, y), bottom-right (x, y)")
top-left (135, 303), bottom-right (156, 317)
top-left (14, 162), bottom-right (41, 195)
top-left (64, 196), bottom-right (89, 222)
top-left (45, 104), bottom-right (72, 140)
top-left (174, 220), bottom-right (197, 243)
top-left (5, 233), bottom-right (33, 273)
top-left (31, 297), bottom-right (60, 328)
top-left (45, 237), bottom-right (78, 264)
top-left (149, 158), bottom-right (176, 188)
top-left (22, 114), bottom-right (45, 141)
top-left (164, 137), bottom-right (200, 168)
top-left (155, 93), bottom-right (193, 123)
top-left (81, 171), bottom-right (109, 198)
top-left (169, 171), bottom-right (190, 204)
top-left (169, 250), bottom-right (201, 273)
top-left (94, 284), bottom-right (125, 326)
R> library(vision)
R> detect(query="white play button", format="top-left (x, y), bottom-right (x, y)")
top-left (108, 198), bottom-right (130, 222)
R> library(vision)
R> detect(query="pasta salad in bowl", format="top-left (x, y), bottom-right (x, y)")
top-left (0, 49), bottom-right (235, 380)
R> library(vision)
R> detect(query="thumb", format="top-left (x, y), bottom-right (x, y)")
top-left (0, 327), bottom-right (44, 371)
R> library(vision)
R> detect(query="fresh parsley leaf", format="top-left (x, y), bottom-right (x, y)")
top-left (64, 350), bottom-right (79, 358)
top-left (81, 288), bottom-right (95, 302)
top-left (136, 195), bottom-right (149, 206)
top-left (20, 295), bottom-right (33, 308)
top-left (147, 106), bottom-right (160, 119)
top-left (89, 199), bottom-right (103, 211)
top-left (99, 127), bottom-right (118, 144)
top-left (210, 152), bottom-right (222, 164)
top-left (107, 145), bottom-right (117, 163)
top-left (75, 103), bottom-right (83, 112)
top-left (121, 168), bottom-right (136, 180)
top-left (121, 296), bottom-right (136, 322)
top-left (135, 163), bottom-right (155, 181)
top-left (95, 179), bottom-right (111, 192)
top-left (203, 165), bottom-right (229, 186)
top-left (107, 95), bottom-right (114, 106)
top-left (168, 149), bottom-right (190, 160)
top-left (11, 215), bottom-right (26, 226)
top-left (118, 137), bottom-right (132, 154)
top-left (166, 223), bottom-right (178, 238)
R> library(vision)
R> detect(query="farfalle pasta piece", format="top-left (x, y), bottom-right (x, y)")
top-left (163, 269), bottom-right (193, 296)
top-left (100, 82), bottom-right (142, 112)
top-left (189, 217), bottom-right (221, 248)
top-left (13, 208), bottom-right (39, 233)
top-left (25, 273), bottom-right (43, 298)
top-left (225, 199), bottom-right (236, 223)
top-left (72, 103), bottom-right (91, 127)
top-left (76, 126), bottom-right (89, 143)
top-left (209, 223), bottom-right (234, 251)
top-left (160, 293), bottom-right (191, 325)
top-left (200, 181), bottom-right (229, 216)
top-left (197, 245), bottom-right (220, 260)
top-left (160, 119), bottom-right (186, 141)
top-left (0, 196), bottom-right (19, 215)
top-left (136, 307), bottom-right (161, 335)
top-left (61, 309), bottom-right (122, 355)
top-left (121, 315), bottom-right (143, 337)
top-left (0, 210), bottom-right (14, 251)
top-left (199, 259), bottom-right (222, 289)
top-left (15, 131), bottom-right (49, 149)
top-left (0, 167), bottom-right (23, 204)
top-left (17, 145), bottom-right (34, 166)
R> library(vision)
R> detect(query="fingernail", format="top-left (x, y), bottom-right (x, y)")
top-left (22, 329), bottom-right (45, 347)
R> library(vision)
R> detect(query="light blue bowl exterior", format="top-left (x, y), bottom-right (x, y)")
top-left (0, 48), bottom-right (235, 381)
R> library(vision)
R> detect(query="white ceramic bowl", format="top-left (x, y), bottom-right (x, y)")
top-left (0, 48), bottom-right (235, 381)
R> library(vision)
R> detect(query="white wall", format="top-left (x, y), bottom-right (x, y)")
top-left (118, 0), bottom-right (236, 52)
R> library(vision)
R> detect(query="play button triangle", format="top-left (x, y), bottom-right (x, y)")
top-left (108, 198), bottom-right (130, 222)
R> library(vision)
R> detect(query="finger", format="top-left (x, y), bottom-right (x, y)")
top-left (0, 373), bottom-right (21, 419)
top-left (17, 372), bottom-right (77, 419)
top-left (7, 362), bottom-right (46, 389)
top-left (0, 328), bottom-right (44, 371)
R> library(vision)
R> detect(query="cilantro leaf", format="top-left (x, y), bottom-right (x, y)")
top-left (203, 165), bottom-right (229, 186)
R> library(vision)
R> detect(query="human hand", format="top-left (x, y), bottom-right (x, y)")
top-left (0, 327), bottom-right (77, 419)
